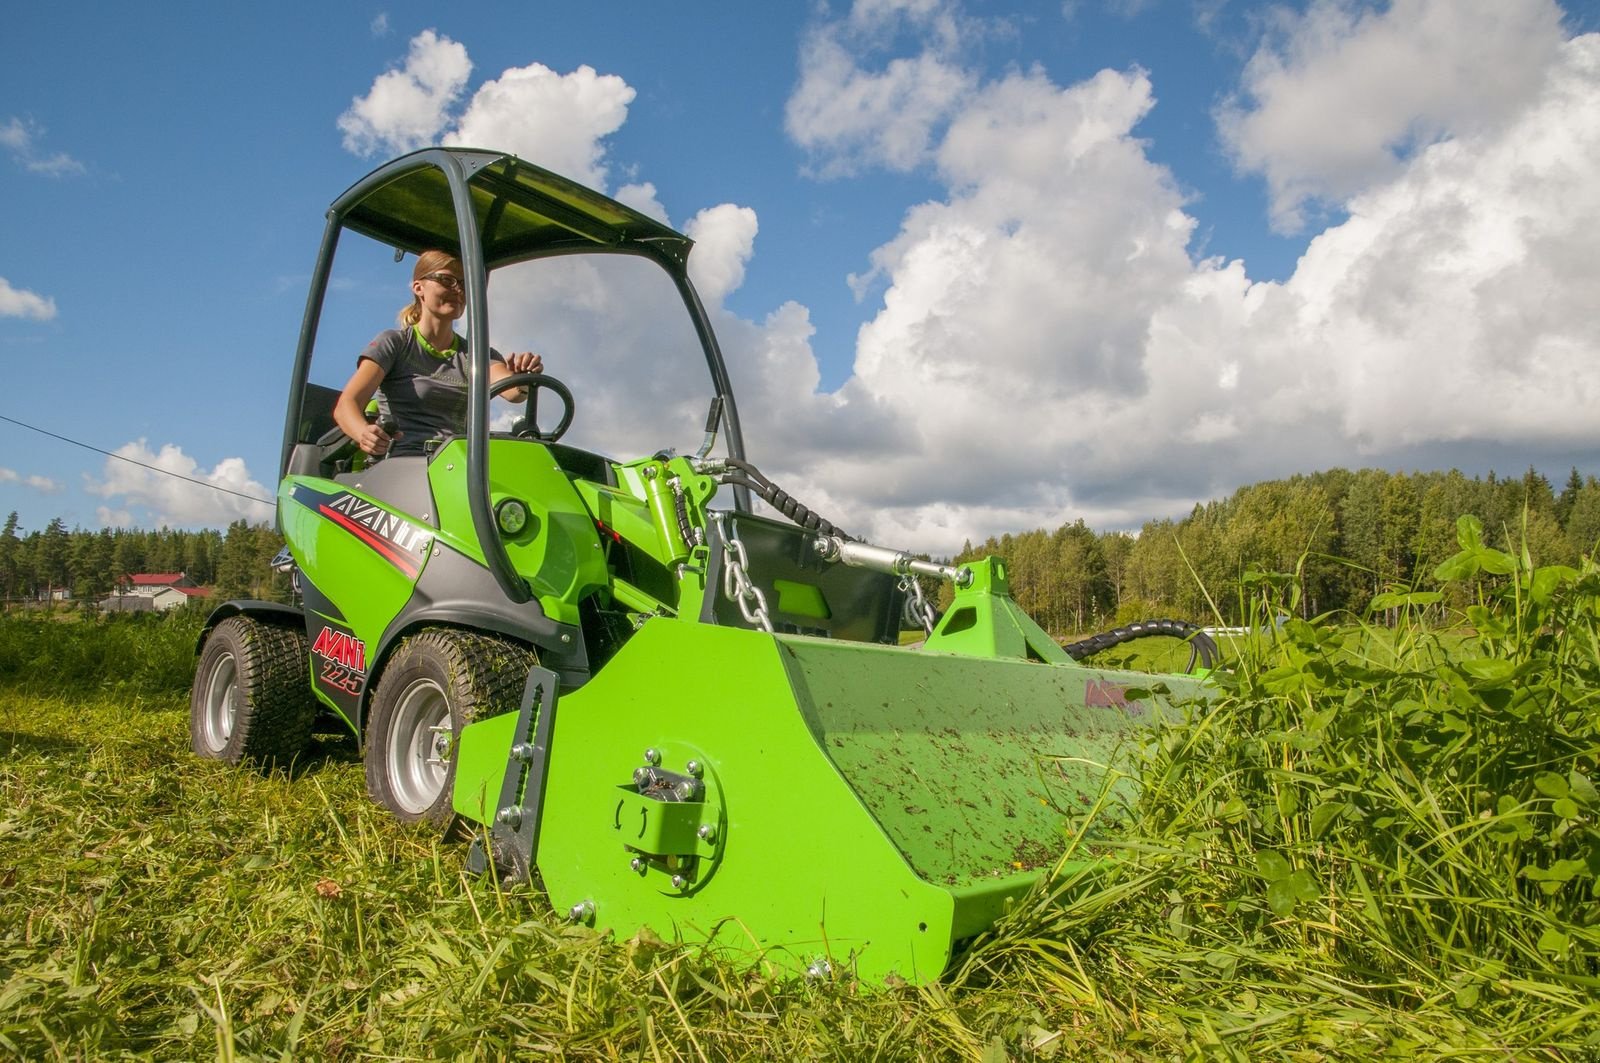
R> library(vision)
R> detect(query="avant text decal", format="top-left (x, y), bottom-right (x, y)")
top-left (317, 492), bottom-right (433, 577)
top-left (311, 625), bottom-right (367, 696)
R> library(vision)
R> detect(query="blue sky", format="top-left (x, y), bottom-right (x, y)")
top-left (4, 0), bottom-right (1600, 554)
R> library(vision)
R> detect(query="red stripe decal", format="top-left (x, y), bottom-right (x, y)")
top-left (319, 505), bottom-right (419, 578)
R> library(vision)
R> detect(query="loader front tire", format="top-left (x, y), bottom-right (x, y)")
top-left (364, 630), bottom-right (537, 831)
top-left (190, 616), bottom-right (317, 767)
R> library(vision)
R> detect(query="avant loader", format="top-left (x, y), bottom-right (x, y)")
top-left (190, 148), bottom-right (1211, 984)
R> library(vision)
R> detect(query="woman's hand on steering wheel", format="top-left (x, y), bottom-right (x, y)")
top-left (490, 371), bottom-right (575, 442)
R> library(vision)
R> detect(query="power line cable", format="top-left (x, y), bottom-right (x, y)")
top-left (0, 412), bottom-right (275, 507)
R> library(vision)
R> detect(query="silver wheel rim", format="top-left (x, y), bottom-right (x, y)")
top-left (386, 677), bottom-right (453, 814)
top-left (200, 651), bottom-right (238, 752)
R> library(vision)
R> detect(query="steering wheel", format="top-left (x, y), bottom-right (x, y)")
top-left (490, 372), bottom-right (575, 442)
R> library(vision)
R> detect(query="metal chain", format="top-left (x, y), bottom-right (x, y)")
top-left (900, 575), bottom-right (937, 634)
top-left (713, 512), bottom-right (773, 632)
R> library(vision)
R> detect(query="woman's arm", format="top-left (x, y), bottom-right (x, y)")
top-left (488, 351), bottom-right (544, 401)
top-left (334, 358), bottom-right (395, 456)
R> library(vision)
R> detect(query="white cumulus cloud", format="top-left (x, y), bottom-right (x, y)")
top-left (447, 62), bottom-right (634, 189)
top-left (85, 443), bottom-right (274, 528)
top-left (0, 277), bottom-right (57, 320)
top-left (786, 0), bottom-right (989, 175)
top-left (685, 205), bottom-right (759, 307)
top-left (1, 117), bottom-right (85, 177)
top-left (337, 29), bottom-right (473, 156)
top-left (1217, 0), bottom-right (1566, 231)
top-left (337, 32), bottom-right (635, 192)
top-left (0, 467), bottom-right (62, 493)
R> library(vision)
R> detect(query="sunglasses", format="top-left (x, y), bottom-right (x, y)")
top-left (422, 272), bottom-right (465, 291)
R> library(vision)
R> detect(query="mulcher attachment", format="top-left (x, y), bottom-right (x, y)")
top-left (453, 547), bottom-right (1209, 984)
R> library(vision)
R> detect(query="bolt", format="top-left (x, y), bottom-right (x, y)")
top-left (567, 900), bottom-right (595, 923)
top-left (671, 874), bottom-right (687, 889)
top-left (697, 824), bottom-right (717, 844)
top-left (560, 633), bottom-right (572, 644)
top-left (643, 466), bottom-right (657, 479)
top-left (685, 759), bottom-right (702, 777)
top-left (643, 748), bottom-right (661, 766)
top-left (495, 806), bottom-right (522, 829)
top-left (633, 766), bottom-right (651, 787)
top-left (630, 857), bottom-right (646, 874)
top-left (511, 742), bottom-right (534, 762)
top-left (806, 959), bottom-right (831, 980)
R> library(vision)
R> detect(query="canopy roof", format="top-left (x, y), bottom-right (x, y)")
top-left (332, 148), bottom-right (694, 271)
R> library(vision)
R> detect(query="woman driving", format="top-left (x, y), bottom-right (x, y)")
top-left (334, 250), bottom-right (541, 457)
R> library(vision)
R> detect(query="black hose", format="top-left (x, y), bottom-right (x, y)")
top-left (722, 459), bottom-right (854, 540)
top-left (672, 481), bottom-right (696, 547)
top-left (1062, 618), bottom-right (1219, 673)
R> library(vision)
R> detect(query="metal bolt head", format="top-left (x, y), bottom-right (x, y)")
top-left (560, 633), bottom-right (572, 643)
top-left (567, 900), bottom-right (595, 923)
top-left (697, 824), bottom-right (717, 843)
top-left (632, 766), bottom-right (651, 788)
top-left (685, 759), bottom-right (703, 777)
top-left (630, 857), bottom-right (645, 874)
top-left (643, 747), bottom-right (662, 766)
top-left (511, 742), bottom-right (534, 762)
top-left (495, 806), bottom-right (522, 829)
top-left (671, 874), bottom-right (687, 889)
top-left (806, 959), bottom-right (832, 980)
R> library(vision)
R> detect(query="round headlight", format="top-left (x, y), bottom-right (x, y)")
top-left (495, 498), bottom-right (529, 536)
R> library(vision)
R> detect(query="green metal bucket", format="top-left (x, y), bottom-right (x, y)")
top-left (455, 617), bottom-right (1204, 984)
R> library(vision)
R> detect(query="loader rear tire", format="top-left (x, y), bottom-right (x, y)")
top-left (364, 630), bottom-right (537, 831)
top-left (190, 616), bottom-right (317, 767)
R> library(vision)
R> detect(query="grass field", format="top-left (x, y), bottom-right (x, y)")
top-left (3, 528), bottom-right (1597, 1060)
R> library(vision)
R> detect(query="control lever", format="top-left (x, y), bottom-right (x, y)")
top-left (695, 396), bottom-right (724, 460)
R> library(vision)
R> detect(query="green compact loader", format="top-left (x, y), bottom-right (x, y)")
top-left (190, 148), bottom-right (1212, 984)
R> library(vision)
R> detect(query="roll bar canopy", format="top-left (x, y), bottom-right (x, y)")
top-left (281, 147), bottom-right (747, 605)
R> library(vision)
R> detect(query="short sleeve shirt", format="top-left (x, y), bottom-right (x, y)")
top-left (359, 328), bottom-right (504, 455)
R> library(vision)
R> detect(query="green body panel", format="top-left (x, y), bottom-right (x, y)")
top-left (277, 475), bottom-right (434, 725)
top-left (454, 615), bottom-right (1202, 983)
top-left (427, 439), bottom-right (609, 626)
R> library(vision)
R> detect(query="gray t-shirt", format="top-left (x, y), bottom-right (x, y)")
top-left (359, 328), bottom-right (504, 455)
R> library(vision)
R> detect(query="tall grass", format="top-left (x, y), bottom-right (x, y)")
top-left (0, 607), bottom-right (203, 697)
top-left (964, 517), bottom-right (1600, 1057)
top-left (2, 518), bottom-right (1596, 1058)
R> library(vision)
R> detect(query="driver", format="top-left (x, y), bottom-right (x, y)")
top-left (334, 250), bottom-right (542, 458)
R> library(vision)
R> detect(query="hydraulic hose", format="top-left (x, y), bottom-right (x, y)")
top-left (720, 459), bottom-right (854, 541)
top-left (1062, 618), bottom-right (1219, 673)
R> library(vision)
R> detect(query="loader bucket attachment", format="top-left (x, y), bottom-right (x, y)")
top-left (454, 617), bottom-right (1205, 985)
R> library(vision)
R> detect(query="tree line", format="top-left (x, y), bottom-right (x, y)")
top-left (6, 464), bottom-right (1598, 630)
top-left (0, 515), bottom-right (291, 607)
top-left (948, 466), bottom-right (1600, 634)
